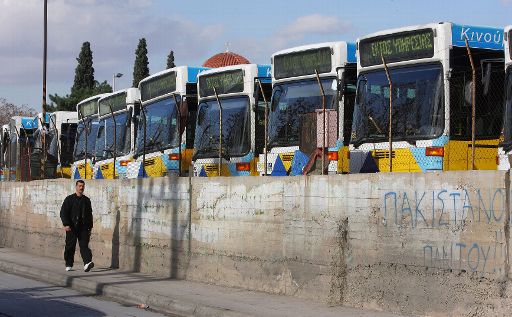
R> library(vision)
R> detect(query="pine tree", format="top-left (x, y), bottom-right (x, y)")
top-left (49, 41), bottom-right (112, 111)
top-left (166, 50), bottom-right (175, 69)
top-left (72, 42), bottom-right (95, 93)
top-left (132, 38), bottom-right (150, 87)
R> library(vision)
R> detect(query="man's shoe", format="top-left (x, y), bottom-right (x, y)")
top-left (66, 266), bottom-right (72, 272)
top-left (84, 261), bottom-right (94, 272)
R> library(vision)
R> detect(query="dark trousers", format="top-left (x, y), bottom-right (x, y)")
top-left (64, 227), bottom-right (92, 267)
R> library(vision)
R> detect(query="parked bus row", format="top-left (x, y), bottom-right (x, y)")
top-left (2, 22), bottom-right (512, 181)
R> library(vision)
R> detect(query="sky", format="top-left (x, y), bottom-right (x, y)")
top-left (1, 0), bottom-right (512, 111)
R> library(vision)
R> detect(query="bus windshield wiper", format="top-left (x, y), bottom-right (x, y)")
top-left (368, 114), bottom-right (384, 134)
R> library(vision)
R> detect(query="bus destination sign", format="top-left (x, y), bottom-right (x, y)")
top-left (140, 72), bottom-right (177, 102)
top-left (99, 93), bottom-right (126, 116)
top-left (274, 47), bottom-right (332, 79)
top-left (199, 70), bottom-right (244, 97)
top-left (359, 29), bottom-right (434, 67)
top-left (78, 99), bottom-right (99, 118)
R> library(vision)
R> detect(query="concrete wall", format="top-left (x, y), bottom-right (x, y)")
top-left (0, 171), bottom-right (511, 316)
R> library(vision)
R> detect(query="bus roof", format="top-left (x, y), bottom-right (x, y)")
top-left (77, 93), bottom-right (110, 107)
top-left (198, 63), bottom-right (271, 84)
top-left (198, 63), bottom-right (270, 76)
top-left (140, 66), bottom-right (209, 86)
top-left (50, 111), bottom-right (78, 126)
top-left (272, 41), bottom-right (356, 63)
top-left (98, 88), bottom-right (140, 105)
top-left (358, 22), bottom-right (504, 51)
top-left (10, 116), bottom-right (36, 130)
top-left (32, 113), bottom-right (51, 128)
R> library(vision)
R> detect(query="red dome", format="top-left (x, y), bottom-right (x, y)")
top-left (203, 51), bottom-right (250, 68)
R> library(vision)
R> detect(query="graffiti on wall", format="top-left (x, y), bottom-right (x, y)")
top-left (381, 188), bottom-right (508, 275)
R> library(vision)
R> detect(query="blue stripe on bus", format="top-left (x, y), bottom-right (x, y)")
top-left (257, 65), bottom-right (272, 83)
top-left (187, 67), bottom-right (210, 83)
top-left (346, 43), bottom-right (357, 63)
top-left (21, 118), bottom-right (35, 129)
top-left (452, 24), bottom-right (504, 50)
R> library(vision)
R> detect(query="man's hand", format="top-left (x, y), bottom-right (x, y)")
top-left (64, 226), bottom-right (71, 232)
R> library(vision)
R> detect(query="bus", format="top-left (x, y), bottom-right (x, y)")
top-left (93, 88), bottom-right (140, 179)
top-left (499, 26), bottom-right (512, 170)
top-left (192, 64), bottom-right (271, 177)
top-left (71, 94), bottom-right (108, 180)
top-left (257, 42), bottom-right (357, 176)
top-left (350, 23), bottom-right (504, 173)
top-left (0, 124), bottom-right (8, 181)
top-left (50, 112), bottom-right (79, 178)
top-left (7, 116), bottom-right (37, 181)
top-left (126, 66), bottom-right (207, 178)
top-left (29, 112), bottom-right (51, 180)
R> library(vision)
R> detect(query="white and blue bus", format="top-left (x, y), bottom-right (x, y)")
top-left (192, 64), bottom-right (272, 177)
top-left (72, 94), bottom-right (108, 180)
top-left (30, 112), bottom-right (77, 179)
top-left (93, 88), bottom-right (140, 179)
top-left (126, 66), bottom-right (207, 178)
top-left (7, 116), bottom-right (37, 181)
top-left (258, 42), bottom-right (357, 176)
top-left (350, 23), bottom-right (504, 173)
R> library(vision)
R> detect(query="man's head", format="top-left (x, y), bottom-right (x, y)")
top-left (75, 180), bottom-right (85, 196)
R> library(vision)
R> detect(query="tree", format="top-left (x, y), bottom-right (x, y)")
top-left (49, 80), bottom-right (112, 112)
top-left (49, 42), bottom-right (112, 111)
top-left (72, 42), bottom-right (95, 93)
top-left (166, 50), bottom-right (175, 69)
top-left (0, 98), bottom-right (37, 127)
top-left (132, 38), bottom-right (149, 87)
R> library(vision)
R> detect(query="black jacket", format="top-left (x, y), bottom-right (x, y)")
top-left (60, 194), bottom-right (93, 230)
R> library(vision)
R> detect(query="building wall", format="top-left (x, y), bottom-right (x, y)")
top-left (0, 171), bottom-right (510, 316)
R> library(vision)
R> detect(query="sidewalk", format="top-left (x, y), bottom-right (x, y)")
top-left (0, 247), bottom-right (405, 317)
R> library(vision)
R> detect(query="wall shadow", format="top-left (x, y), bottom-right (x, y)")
top-left (110, 208), bottom-right (120, 269)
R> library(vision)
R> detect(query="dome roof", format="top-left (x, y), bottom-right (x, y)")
top-left (203, 51), bottom-right (250, 68)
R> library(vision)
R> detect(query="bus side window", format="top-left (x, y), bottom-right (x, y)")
top-left (449, 47), bottom-right (504, 140)
top-left (254, 81), bottom-right (272, 155)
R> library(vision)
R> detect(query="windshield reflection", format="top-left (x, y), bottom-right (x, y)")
top-left (74, 119), bottom-right (99, 161)
top-left (94, 112), bottom-right (130, 160)
top-left (268, 78), bottom-right (337, 148)
top-left (351, 64), bottom-right (444, 146)
top-left (135, 96), bottom-right (180, 156)
top-left (193, 96), bottom-right (250, 160)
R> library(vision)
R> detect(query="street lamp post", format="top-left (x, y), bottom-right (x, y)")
top-left (112, 73), bottom-right (123, 91)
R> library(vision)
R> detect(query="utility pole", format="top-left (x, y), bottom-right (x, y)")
top-left (41, 0), bottom-right (48, 180)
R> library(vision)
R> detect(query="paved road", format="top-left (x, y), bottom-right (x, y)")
top-left (0, 271), bottom-right (167, 317)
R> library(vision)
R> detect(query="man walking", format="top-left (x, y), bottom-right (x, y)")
top-left (60, 180), bottom-right (94, 272)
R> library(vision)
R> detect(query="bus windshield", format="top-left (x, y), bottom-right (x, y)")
top-left (136, 96), bottom-right (180, 156)
top-left (268, 78), bottom-right (337, 148)
top-left (94, 112), bottom-right (130, 160)
top-left (503, 68), bottom-right (512, 151)
top-left (74, 119), bottom-right (99, 161)
top-left (193, 96), bottom-right (250, 159)
top-left (351, 64), bottom-right (444, 146)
